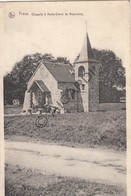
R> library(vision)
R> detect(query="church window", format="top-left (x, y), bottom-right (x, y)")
top-left (78, 66), bottom-right (85, 77)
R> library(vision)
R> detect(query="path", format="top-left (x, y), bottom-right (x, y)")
top-left (5, 141), bottom-right (126, 187)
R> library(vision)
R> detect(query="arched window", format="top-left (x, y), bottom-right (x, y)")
top-left (78, 66), bottom-right (85, 77)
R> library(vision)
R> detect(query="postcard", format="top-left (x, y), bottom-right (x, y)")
top-left (0, 1), bottom-right (130, 196)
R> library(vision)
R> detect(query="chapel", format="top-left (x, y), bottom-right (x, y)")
top-left (23, 33), bottom-right (100, 113)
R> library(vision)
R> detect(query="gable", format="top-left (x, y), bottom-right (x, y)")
top-left (27, 62), bottom-right (58, 90)
top-left (29, 80), bottom-right (49, 92)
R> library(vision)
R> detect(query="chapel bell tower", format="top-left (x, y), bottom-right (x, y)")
top-left (74, 33), bottom-right (100, 112)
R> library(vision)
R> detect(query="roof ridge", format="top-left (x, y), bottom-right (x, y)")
top-left (42, 61), bottom-right (71, 67)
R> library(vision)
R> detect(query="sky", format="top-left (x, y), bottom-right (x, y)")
top-left (0, 1), bottom-right (130, 75)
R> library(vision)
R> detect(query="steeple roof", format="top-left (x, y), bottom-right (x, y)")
top-left (76, 33), bottom-right (94, 62)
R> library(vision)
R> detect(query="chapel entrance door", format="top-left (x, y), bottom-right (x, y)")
top-left (37, 91), bottom-right (46, 107)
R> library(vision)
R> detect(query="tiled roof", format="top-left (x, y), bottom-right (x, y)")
top-left (42, 62), bottom-right (75, 83)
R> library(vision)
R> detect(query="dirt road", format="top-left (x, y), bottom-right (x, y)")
top-left (5, 141), bottom-right (126, 187)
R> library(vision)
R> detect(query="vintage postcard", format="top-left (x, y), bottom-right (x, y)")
top-left (0, 1), bottom-right (131, 196)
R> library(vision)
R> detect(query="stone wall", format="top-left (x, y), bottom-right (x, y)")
top-left (58, 82), bottom-right (79, 112)
top-left (74, 61), bottom-right (91, 112)
top-left (27, 62), bottom-right (59, 106)
top-left (88, 62), bottom-right (100, 111)
top-left (74, 60), bottom-right (100, 112)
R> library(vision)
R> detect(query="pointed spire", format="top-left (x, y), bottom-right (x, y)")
top-left (76, 33), bottom-right (94, 62)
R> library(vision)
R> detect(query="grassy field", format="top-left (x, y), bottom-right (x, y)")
top-left (5, 164), bottom-right (126, 196)
top-left (4, 105), bottom-right (22, 115)
top-left (4, 103), bottom-right (126, 115)
top-left (4, 110), bottom-right (126, 151)
top-left (99, 103), bottom-right (126, 111)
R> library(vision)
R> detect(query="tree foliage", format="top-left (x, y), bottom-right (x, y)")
top-left (92, 49), bottom-right (125, 103)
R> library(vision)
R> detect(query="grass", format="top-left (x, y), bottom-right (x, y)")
top-left (4, 103), bottom-right (126, 115)
top-left (4, 105), bottom-right (22, 115)
top-left (4, 110), bottom-right (126, 151)
top-left (99, 103), bottom-right (126, 111)
top-left (5, 164), bottom-right (126, 196)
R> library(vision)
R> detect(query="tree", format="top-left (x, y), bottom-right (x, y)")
top-left (4, 53), bottom-right (71, 104)
top-left (92, 49), bottom-right (125, 103)
top-left (55, 57), bottom-right (71, 65)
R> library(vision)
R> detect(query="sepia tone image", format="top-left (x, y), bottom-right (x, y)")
top-left (2, 1), bottom-right (130, 196)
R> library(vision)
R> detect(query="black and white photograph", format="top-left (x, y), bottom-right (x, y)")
top-left (1, 1), bottom-right (130, 196)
